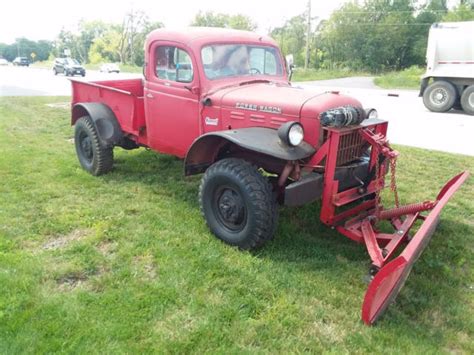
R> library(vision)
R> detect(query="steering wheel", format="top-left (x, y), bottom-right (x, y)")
top-left (249, 67), bottom-right (261, 74)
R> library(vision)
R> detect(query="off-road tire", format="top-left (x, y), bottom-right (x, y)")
top-left (423, 80), bottom-right (457, 112)
top-left (199, 158), bottom-right (278, 250)
top-left (460, 85), bottom-right (474, 115)
top-left (74, 116), bottom-right (114, 176)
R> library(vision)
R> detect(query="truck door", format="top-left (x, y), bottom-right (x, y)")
top-left (144, 42), bottom-right (200, 157)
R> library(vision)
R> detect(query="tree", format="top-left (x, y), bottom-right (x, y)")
top-left (312, 0), bottom-right (447, 72)
top-left (271, 14), bottom-right (307, 67)
top-left (87, 15), bottom-right (163, 66)
top-left (442, 3), bottom-right (474, 21)
top-left (191, 11), bottom-right (256, 31)
top-left (0, 38), bottom-right (53, 62)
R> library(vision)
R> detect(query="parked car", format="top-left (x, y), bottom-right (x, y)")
top-left (99, 63), bottom-right (120, 73)
top-left (53, 58), bottom-right (85, 77)
top-left (0, 58), bottom-right (9, 66)
top-left (13, 57), bottom-right (29, 66)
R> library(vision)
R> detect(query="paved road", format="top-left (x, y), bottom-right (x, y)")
top-left (1, 66), bottom-right (472, 156)
top-left (0, 65), bottom-right (140, 96)
top-left (296, 79), bottom-right (474, 156)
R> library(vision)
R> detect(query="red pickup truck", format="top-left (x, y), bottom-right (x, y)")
top-left (70, 27), bottom-right (467, 325)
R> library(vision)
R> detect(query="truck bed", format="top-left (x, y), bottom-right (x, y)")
top-left (71, 78), bottom-right (146, 142)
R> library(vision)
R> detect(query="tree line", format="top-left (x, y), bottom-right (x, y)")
top-left (272, 0), bottom-right (474, 72)
top-left (0, 1), bottom-right (472, 72)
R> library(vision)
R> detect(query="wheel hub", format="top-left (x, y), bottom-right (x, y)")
top-left (80, 135), bottom-right (93, 161)
top-left (432, 88), bottom-right (447, 105)
top-left (215, 187), bottom-right (246, 231)
top-left (469, 92), bottom-right (474, 107)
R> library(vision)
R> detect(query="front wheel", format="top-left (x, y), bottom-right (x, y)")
top-left (74, 116), bottom-right (114, 176)
top-left (199, 158), bottom-right (278, 250)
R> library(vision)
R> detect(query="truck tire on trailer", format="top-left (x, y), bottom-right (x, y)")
top-left (460, 85), bottom-right (474, 115)
top-left (423, 80), bottom-right (457, 112)
top-left (199, 158), bottom-right (277, 250)
top-left (74, 116), bottom-right (114, 176)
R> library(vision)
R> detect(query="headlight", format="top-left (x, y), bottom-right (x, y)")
top-left (278, 121), bottom-right (304, 147)
top-left (365, 108), bottom-right (378, 119)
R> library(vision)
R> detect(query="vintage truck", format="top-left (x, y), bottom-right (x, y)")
top-left (70, 28), bottom-right (468, 325)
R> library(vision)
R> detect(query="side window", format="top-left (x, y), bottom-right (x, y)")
top-left (155, 46), bottom-right (193, 83)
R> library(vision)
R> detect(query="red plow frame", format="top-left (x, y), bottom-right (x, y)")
top-left (308, 120), bottom-right (469, 325)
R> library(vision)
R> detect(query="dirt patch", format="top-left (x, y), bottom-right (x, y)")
top-left (133, 254), bottom-right (158, 280)
top-left (42, 229), bottom-right (91, 250)
top-left (56, 272), bottom-right (88, 291)
top-left (97, 240), bottom-right (117, 257)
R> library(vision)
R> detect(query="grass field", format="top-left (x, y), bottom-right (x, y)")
top-left (374, 66), bottom-right (424, 90)
top-left (0, 97), bottom-right (473, 353)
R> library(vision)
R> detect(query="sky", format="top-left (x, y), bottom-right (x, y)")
top-left (0, 0), bottom-right (349, 44)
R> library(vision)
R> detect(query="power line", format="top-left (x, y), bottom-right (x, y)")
top-left (328, 10), bottom-right (451, 14)
top-left (327, 23), bottom-right (435, 26)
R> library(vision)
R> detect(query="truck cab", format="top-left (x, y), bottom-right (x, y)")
top-left (69, 27), bottom-right (468, 325)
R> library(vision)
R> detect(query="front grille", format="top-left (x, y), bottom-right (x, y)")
top-left (336, 130), bottom-right (368, 166)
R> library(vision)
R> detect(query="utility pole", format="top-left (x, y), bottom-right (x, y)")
top-left (304, 0), bottom-right (311, 70)
top-left (129, 9), bottom-right (134, 65)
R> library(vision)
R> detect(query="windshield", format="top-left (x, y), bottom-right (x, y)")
top-left (201, 44), bottom-right (283, 80)
top-left (65, 58), bottom-right (80, 65)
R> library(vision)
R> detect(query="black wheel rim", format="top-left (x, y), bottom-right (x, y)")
top-left (212, 185), bottom-right (247, 232)
top-left (78, 131), bottom-right (93, 163)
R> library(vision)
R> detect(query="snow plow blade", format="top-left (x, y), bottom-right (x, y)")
top-left (361, 171), bottom-right (469, 325)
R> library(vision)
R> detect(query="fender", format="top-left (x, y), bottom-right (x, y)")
top-left (419, 77), bottom-right (430, 97)
top-left (184, 127), bottom-right (316, 176)
top-left (72, 102), bottom-right (123, 147)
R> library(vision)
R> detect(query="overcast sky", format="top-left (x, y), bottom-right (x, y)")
top-left (0, 0), bottom-right (350, 44)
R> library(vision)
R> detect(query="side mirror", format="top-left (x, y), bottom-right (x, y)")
top-left (288, 64), bottom-right (295, 81)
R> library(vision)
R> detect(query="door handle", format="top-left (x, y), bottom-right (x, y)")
top-left (146, 93), bottom-right (154, 99)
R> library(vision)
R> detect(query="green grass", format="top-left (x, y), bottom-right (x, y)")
top-left (292, 68), bottom-right (370, 82)
top-left (0, 97), bottom-right (473, 353)
top-left (374, 66), bottom-right (425, 90)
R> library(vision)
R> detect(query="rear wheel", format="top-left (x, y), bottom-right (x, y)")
top-left (53, 68), bottom-right (57, 75)
top-left (423, 80), bottom-right (457, 112)
top-left (199, 158), bottom-right (277, 250)
top-left (460, 85), bottom-right (474, 115)
top-left (74, 116), bottom-right (114, 176)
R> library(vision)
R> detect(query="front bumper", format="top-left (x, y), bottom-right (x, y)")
top-left (284, 158), bottom-right (370, 207)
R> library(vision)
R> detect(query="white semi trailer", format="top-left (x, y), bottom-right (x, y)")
top-left (420, 21), bottom-right (474, 115)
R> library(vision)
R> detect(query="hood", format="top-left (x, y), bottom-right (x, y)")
top-left (214, 83), bottom-right (362, 119)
